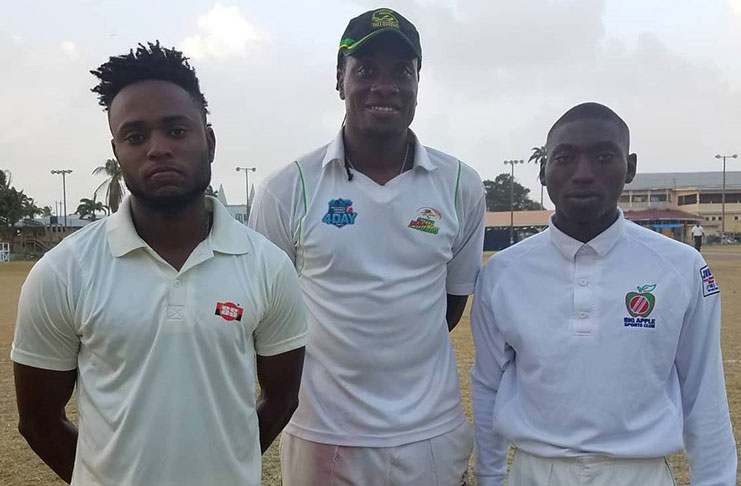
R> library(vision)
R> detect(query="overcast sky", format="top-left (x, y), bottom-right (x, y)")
top-left (2, 0), bottom-right (741, 211)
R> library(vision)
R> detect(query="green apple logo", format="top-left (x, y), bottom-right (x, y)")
top-left (625, 284), bottom-right (657, 317)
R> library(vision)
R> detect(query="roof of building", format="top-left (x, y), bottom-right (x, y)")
top-left (624, 171), bottom-right (741, 191)
top-left (622, 209), bottom-right (702, 222)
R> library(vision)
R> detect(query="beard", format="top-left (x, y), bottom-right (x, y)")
top-left (124, 160), bottom-right (211, 212)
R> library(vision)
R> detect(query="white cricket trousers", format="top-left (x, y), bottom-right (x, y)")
top-left (507, 449), bottom-right (676, 486)
top-left (280, 420), bottom-right (474, 486)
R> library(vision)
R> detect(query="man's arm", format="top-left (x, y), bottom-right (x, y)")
top-left (446, 294), bottom-right (468, 332)
top-left (256, 347), bottom-right (305, 452)
top-left (14, 363), bottom-right (78, 483)
top-left (675, 259), bottom-right (736, 485)
top-left (470, 264), bottom-right (512, 486)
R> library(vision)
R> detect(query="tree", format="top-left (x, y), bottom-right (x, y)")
top-left (76, 196), bottom-right (109, 221)
top-left (483, 173), bottom-right (543, 212)
top-left (0, 170), bottom-right (41, 249)
top-left (528, 145), bottom-right (547, 207)
top-left (42, 206), bottom-right (53, 217)
top-left (93, 158), bottom-right (125, 213)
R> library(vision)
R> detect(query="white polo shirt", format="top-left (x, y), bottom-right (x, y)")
top-left (692, 225), bottom-right (704, 237)
top-left (11, 196), bottom-right (307, 486)
top-left (471, 211), bottom-right (736, 486)
top-left (249, 129), bottom-right (485, 446)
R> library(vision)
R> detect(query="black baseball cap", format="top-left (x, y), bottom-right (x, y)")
top-left (338, 8), bottom-right (422, 65)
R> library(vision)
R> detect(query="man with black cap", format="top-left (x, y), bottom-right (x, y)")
top-left (250, 7), bottom-right (485, 485)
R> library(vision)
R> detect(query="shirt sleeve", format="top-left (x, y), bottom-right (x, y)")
top-left (11, 255), bottom-right (80, 371)
top-left (675, 257), bottom-right (736, 486)
top-left (248, 182), bottom-right (298, 265)
top-left (470, 261), bottom-right (513, 486)
top-left (447, 164), bottom-right (485, 295)
top-left (253, 252), bottom-right (307, 357)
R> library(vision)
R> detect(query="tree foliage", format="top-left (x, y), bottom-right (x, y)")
top-left (76, 196), bottom-right (109, 221)
top-left (483, 173), bottom-right (543, 212)
top-left (93, 158), bottom-right (125, 213)
top-left (0, 170), bottom-right (41, 244)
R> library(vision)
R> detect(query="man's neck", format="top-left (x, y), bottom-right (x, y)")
top-left (342, 126), bottom-right (412, 185)
top-left (552, 208), bottom-right (620, 244)
top-left (130, 195), bottom-right (210, 270)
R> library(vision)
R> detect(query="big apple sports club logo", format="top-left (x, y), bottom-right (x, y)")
top-left (623, 284), bottom-right (657, 329)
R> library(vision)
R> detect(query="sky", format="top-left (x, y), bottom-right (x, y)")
top-left (2, 0), bottom-right (741, 211)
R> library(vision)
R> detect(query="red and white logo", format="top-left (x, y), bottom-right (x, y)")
top-left (215, 302), bottom-right (243, 321)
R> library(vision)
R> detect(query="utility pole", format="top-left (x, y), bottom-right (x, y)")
top-left (714, 154), bottom-right (737, 240)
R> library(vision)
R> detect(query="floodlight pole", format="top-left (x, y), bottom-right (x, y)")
top-left (235, 166), bottom-right (256, 221)
top-left (51, 169), bottom-right (73, 231)
top-left (504, 160), bottom-right (524, 245)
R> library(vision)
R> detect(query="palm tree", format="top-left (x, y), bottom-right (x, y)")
top-left (528, 145), bottom-right (547, 208)
top-left (93, 159), bottom-right (125, 213)
top-left (76, 196), bottom-right (108, 221)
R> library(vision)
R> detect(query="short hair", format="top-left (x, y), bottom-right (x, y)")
top-left (90, 41), bottom-right (208, 121)
top-left (547, 102), bottom-right (629, 147)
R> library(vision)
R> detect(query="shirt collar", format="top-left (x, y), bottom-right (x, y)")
top-left (321, 128), bottom-right (436, 171)
top-left (107, 196), bottom-right (250, 258)
top-left (548, 208), bottom-right (626, 260)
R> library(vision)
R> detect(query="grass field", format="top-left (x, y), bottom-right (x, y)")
top-left (1, 248), bottom-right (740, 485)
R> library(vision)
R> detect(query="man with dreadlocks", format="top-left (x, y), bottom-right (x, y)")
top-left (250, 8), bottom-right (485, 485)
top-left (12, 42), bottom-right (307, 486)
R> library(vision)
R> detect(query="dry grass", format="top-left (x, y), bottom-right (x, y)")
top-left (1, 248), bottom-right (740, 485)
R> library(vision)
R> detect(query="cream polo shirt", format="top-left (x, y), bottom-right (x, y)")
top-left (249, 129), bottom-right (485, 447)
top-left (471, 211), bottom-right (736, 486)
top-left (12, 196), bottom-right (307, 486)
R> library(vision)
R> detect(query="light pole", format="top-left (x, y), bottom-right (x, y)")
top-left (714, 154), bottom-right (737, 240)
top-left (51, 169), bottom-right (73, 231)
top-left (235, 166), bottom-right (256, 222)
top-left (504, 159), bottom-right (524, 245)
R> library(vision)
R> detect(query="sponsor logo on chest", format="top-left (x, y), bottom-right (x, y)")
top-left (322, 198), bottom-right (358, 228)
top-left (623, 284), bottom-right (657, 329)
top-left (408, 207), bottom-right (442, 235)
top-left (215, 302), bottom-right (243, 322)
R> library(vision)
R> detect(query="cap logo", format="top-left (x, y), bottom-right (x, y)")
top-left (371, 9), bottom-right (399, 29)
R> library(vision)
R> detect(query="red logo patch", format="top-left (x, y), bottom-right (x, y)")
top-left (215, 302), bottom-right (243, 321)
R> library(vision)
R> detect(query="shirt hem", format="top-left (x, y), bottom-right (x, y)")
top-left (11, 348), bottom-right (77, 371)
top-left (446, 282), bottom-right (475, 295)
top-left (255, 334), bottom-right (308, 357)
top-left (284, 412), bottom-right (466, 447)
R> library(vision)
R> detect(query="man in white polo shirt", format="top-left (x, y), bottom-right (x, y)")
top-left (12, 42), bottom-right (306, 486)
top-left (692, 222), bottom-right (704, 251)
top-left (471, 102), bottom-right (736, 486)
top-left (249, 8), bottom-right (485, 485)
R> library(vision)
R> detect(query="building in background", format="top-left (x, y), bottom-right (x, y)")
top-left (620, 171), bottom-right (741, 240)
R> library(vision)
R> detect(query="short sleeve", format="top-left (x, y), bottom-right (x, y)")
top-left (249, 172), bottom-right (300, 265)
top-left (447, 163), bottom-right (486, 295)
top-left (11, 255), bottom-right (81, 371)
top-left (253, 252), bottom-right (307, 356)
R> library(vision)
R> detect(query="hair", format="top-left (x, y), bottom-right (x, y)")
top-left (90, 41), bottom-right (208, 121)
top-left (547, 102), bottom-right (629, 147)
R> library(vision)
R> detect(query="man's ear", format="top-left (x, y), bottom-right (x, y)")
top-left (111, 139), bottom-right (118, 161)
top-left (625, 153), bottom-right (637, 184)
top-left (337, 68), bottom-right (345, 100)
top-left (206, 125), bottom-right (216, 163)
top-left (539, 160), bottom-right (546, 186)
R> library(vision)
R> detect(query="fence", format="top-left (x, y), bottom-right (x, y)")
top-left (0, 242), bottom-right (9, 262)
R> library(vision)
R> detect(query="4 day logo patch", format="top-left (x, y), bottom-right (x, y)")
top-left (700, 265), bottom-right (719, 297)
top-left (408, 207), bottom-right (442, 235)
top-left (322, 198), bottom-right (358, 228)
top-left (215, 302), bottom-right (243, 322)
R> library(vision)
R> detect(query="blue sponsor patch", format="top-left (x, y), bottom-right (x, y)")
top-left (322, 198), bottom-right (357, 228)
top-left (700, 265), bottom-right (719, 297)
